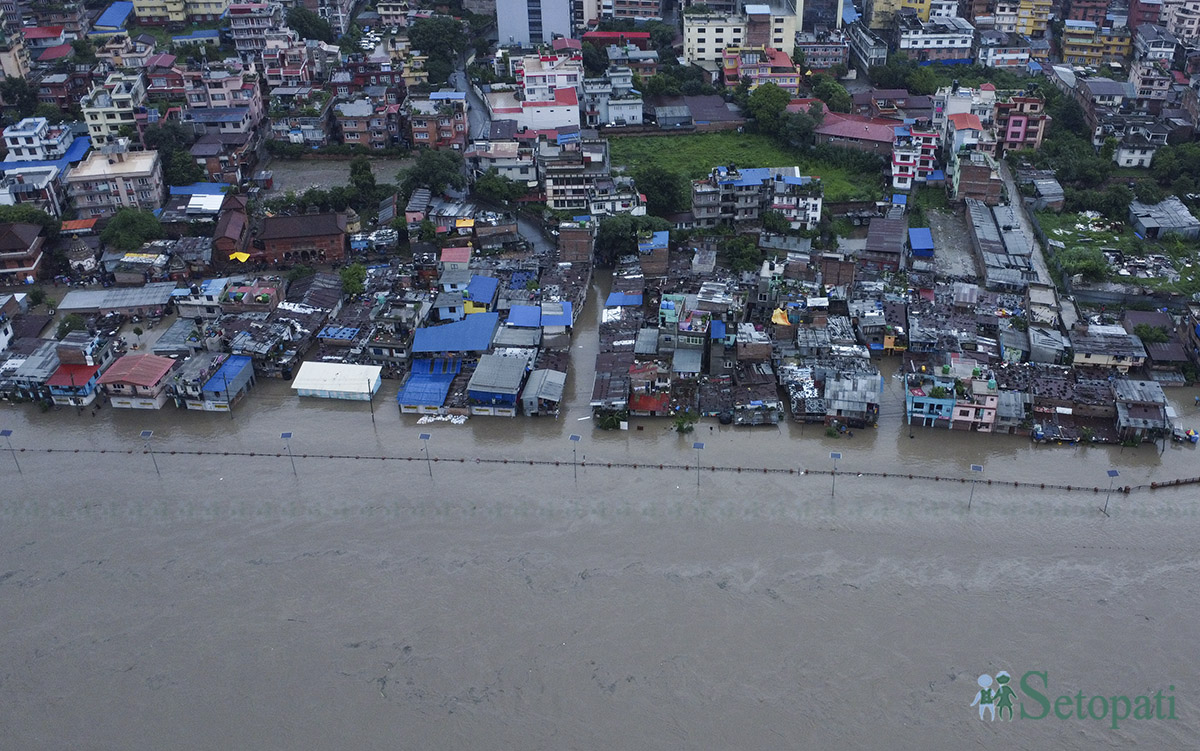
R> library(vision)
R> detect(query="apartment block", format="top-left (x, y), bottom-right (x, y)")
top-left (1015, 0), bottom-right (1051, 38)
top-left (692, 165), bottom-right (822, 230)
top-left (497, 0), bottom-right (572, 46)
top-left (683, 4), bottom-right (797, 66)
top-left (229, 3), bottom-right (285, 61)
top-left (894, 11), bottom-right (975, 62)
top-left (66, 141), bottom-right (164, 218)
top-left (81, 72), bottom-right (146, 146)
top-left (405, 91), bottom-right (468, 151)
top-left (3, 117), bottom-right (74, 162)
top-left (794, 30), bottom-right (851, 70)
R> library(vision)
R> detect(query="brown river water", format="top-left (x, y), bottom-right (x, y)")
top-left (2, 271), bottom-right (1200, 748)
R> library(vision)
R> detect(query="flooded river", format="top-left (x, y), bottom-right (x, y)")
top-left (3, 270), bottom-right (1200, 748)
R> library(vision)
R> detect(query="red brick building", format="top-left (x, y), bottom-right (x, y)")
top-left (257, 213), bottom-right (347, 265)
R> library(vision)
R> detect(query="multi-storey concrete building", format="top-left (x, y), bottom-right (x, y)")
top-left (183, 67), bottom-right (264, 127)
top-left (975, 30), bottom-right (1032, 68)
top-left (1164, 0), bottom-right (1200, 41)
top-left (1129, 0), bottom-right (1164, 28)
top-left (611, 0), bottom-right (664, 19)
top-left (334, 98), bottom-right (402, 150)
top-left (268, 86), bottom-right (334, 146)
top-left (81, 72), bottom-right (146, 146)
top-left (3, 117), bottom-right (74, 162)
top-left (1066, 0), bottom-right (1107, 23)
top-left (721, 46), bottom-right (802, 92)
top-left (229, 3), bottom-right (285, 61)
top-left (794, 30), bottom-right (851, 71)
top-left (66, 140), bottom-right (164, 218)
top-left (581, 66), bottom-right (644, 127)
top-left (692, 165), bottom-right (822, 229)
top-left (993, 93), bottom-right (1049, 153)
top-left (891, 121), bottom-right (938, 191)
top-left (894, 11), bottom-right (975, 62)
top-left (1134, 23), bottom-right (1179, 60)
top-left (497, 0), bottom-right (572, 46)
top-left (1015, 0), bottom-right (1051, 38)
top-left (262, 30), bottom-right (311, 88)
top-left (683, 3), bottom-right (797, 65)
top-left (132, 0), bottom-right (186, 24)
top-left (405, 91), bottom-right (468, 151)
top-left (847, 20), bottom-right (889, 69)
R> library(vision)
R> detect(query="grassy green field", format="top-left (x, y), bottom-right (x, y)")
top-left (609, 132), bottom-right (881, 202)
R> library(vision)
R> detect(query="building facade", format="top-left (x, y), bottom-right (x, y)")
top-left (65, 141), bottom-right (164, 218)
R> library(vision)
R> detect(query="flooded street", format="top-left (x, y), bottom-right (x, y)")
top-left (3, 269), bottom-right (1200, 748)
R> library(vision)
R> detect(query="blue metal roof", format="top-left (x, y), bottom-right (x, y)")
top-left (397, 358), bottom-right (460, 407)
top-left (200, 355), bottom-right (251, 393)
top-left (928, 169), bottom-right (945, 180)
top-left (541, 301), bottom-right (573, 327)
top-left (0, 136), bottom-right (90, 176)
top-left (94, 1), bottom-right (133, 29)
top-left (173, 29), bottom-right (221, 42)
top-left (507, 305), bottom-right (541, 327)
top-left (318, 326), bottom-right (361, 340)
top-left (429, 91), bottom-right (466, 100)
top-left (605, 292), bottom-right (643, 307)
top-left (710, 320), bottom-right (726, 340)
top-left (894, 126), bottom-right (910, 137)
top-left (465, 275), bottom-right (499, 304)
top-left (892, 193), bottom-right (908, 205)
top-left (412, 312), bottom-right (499, 353)
top-left (169, 182), bottom-right (233, 196)
top-left (185, 108), bottom-right (246, 124)
top-left (637, 230), bottom-right (669, 253)
top-left (908, 227), bottom-right (935, 251)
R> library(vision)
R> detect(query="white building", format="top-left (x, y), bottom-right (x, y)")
top-left (291, 361), bottom-right (382, 400)
top-left (497, 0), bottom-right (572, 47)
top-left (581, 66), bottom-right (643, 127)
top-left (683, 3), bottom-right (798, 65)
top-left (3, 117), bottom-right (74, 162)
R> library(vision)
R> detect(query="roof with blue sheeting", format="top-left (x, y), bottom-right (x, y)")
top-left (0, 135), bottom-right (90, 176)
top-left (605, 292), bottom-right (643, 307)
top-left (908, 227), bottom-right (935, 251)
top-left (892, 193), bottom-right (907, 205)
top-left (200, 355), bottom-right (252, 393)
top-left (172, 29), bottom-right (220, 43)
top-left (94, 2), bottom-right (133, 29)
top-left (541, 301), bottom-right (573, 327)
top-left (397, 358), bottom-right (461, 407)
top-left (169, 182), bottom-right (233, 196)
top-left (710, 320), bottom-right (726, 340)
top-left (412, 312), bottom-right (499, 353)
top-left (637, 230), bottom-right (669, 253)
top-left (466, 275), bottom-right (499, 303)
top-left (507, 305), bottom-right (541, 327)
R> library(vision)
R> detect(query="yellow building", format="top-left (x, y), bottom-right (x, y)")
top-left (1062, 20), bottom-right (1102, 66)
top-left (132, 0), bottom-right (186, 24)
top-left (81, 72), bottom-right (146, 146)
top-left (1015, 0), bottom-right (1051, 38)
top-left (187, 0), bottom-right (230, 22)
top-left (1100, 26), bottom-right (1132, 61)
top-left (0, 30), bottom-right (29, 80)
top-left (868, 0), bottom-right (930, 29)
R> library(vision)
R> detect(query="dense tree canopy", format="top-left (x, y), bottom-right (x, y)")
top-left (100, 209), bottom-right (164, 252)
top-left (340, 263), bottom-right (367, 296)
top-left (0, 205), bottom-right (59, 240)
top-left (594, 214), bottom-right (671, 263)
top-left (286, 7), bottom-right (335, 43)
top-left (401, 149), bottom-right (467, 195)
top-left (632, 166), bottom-right (690, 217)
top-left (746, 83), bottom-right (791, 135)
top-left (473, 168), bottom-right (528, 204)
top-left (409, 17), bottom-right (468, 84)
top-left (810, 74), bottom-right (851, 113)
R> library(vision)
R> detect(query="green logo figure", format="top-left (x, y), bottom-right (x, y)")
top-left (994, 671), bottom-right (1017, 720)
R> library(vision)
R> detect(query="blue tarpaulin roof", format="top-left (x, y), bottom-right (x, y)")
top-left (412, 312), bottom-right (499, 353)
top-left (200, 355), bottom-right (251, 393)
top-left (397, 358), bottom-right (461, 407)
top-left (892, 193), bottom-right (907, 205)
top-left (908, 227), bottom-right (935, 251)
top-left (0, 136), bottom-right (90, 176)
top-left (466, 275), bottom-right (498, 304)
top-left (541, 301), bottom-right (573, 327)
top-left (605, 292), bottom-right (643, 307)
top-left (507, 305), bottom-right (541, 327)
top-left (94, 1), bottom-right (133, 29)
top-left (928, 169), bottom-right (945, 180)
top-left (169, 182), bottom-right (232, 196)
top-left (710, 320), bottom-right (726, 340)
top-left (318, 326), bottom-right (361, 340)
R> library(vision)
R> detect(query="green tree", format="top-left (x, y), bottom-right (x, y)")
top-left (906, 67), bottom-right (940, 96)
top-left (286, 265), bottom-right (316, 282)
top-left (0, 76), bottom-right (38, 118)
top-left (631, 165), bottom-right (689, 217)
top-left (746, 82), bottom-right (791, 135)
top-left (400, 149), bottom-right (467, 195)
top-left (286, 7), bottom-right (335, 43)
top-left (723, 234), bottom-right (763, 272)
top-left (594, 214), bottom-right (671, 263)
top-left (1134, 181), bottom-right (1166, 205)
top-left (27, 286), bottom-right (47, 307)
top-left (100, 209), bottom-right (164, 252)
top-left (71, 37), bottom-right (97, 64)
top-left (582, 42), bottom-right (608, 76)
top-left (340, 263), bottom-right (367, 296)
top-left (1133, 323), bottom-right (1169, 344)
top-left (761, 210), bottom-right (790, 234)
top-left (349, 156), bottom-right (376, 194)
top-left (418, 219), bottom-right (438, 243)
top-left (1100, 135), bottom-right (1118, 162)
top-left (56, 314), bottom-right (86, 340)
top-left (811, 74), bottom-right (851, 113)
top-left (165, 149), bottom-right (205, 186)
top-left (473, 168), bottom-right (527, 204)
top-left (779, 102), bottom-right (824, 148)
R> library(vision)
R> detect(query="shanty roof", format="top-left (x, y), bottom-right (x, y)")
top-left (97, 353), bottom-right (176, 387)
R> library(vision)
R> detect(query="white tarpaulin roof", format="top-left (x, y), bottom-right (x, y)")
top-left (291, 362), bottom-right (382, 394)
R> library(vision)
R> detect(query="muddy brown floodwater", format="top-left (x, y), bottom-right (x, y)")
top-left (2, 270), bottom-right (1200, 749)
